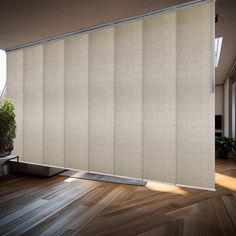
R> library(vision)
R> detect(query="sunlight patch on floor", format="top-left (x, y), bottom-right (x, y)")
top-left (146, 181), bottom-right (188, 195)
top-left (64, 177), bottom-right (77, 183)
top-left (215, 172), bottom-right (236, 191)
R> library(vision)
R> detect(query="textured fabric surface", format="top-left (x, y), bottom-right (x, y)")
top-left (64, 35), bottom-right (89, 170)
top-left (7, 51), bottom-right (24, 160)
top-left (176, 3), bottom-right (215, 189)
top-left (43, 40), bottom-right (65, 167)
top-left (143, 12), bottom-right (177, 183)
top-left (88, 28), bottom-right (115, 174)
top-left (6, 2), bottom-right (215, 189)
top-left (115, 21), bottom-right (143, 178)
top-left (23, 46), bottom-right (43, 164)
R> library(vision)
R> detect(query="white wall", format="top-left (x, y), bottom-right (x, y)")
top-left (224, 78), bottom-right (230, 136)
top-left (6, 2), bottom-right (215, 189)
top-left (215, 85), bottom-right (223, 115)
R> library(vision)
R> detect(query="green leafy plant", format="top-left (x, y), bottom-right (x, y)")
top-left (215, 136), bottom-right (236, 153)
top-left (0, 99), bottom-right (16, 155)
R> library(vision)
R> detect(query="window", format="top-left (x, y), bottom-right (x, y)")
top-left (0, 49), bottom-right (6, 99)
top-left (215, 37), bottom-right (223, 68)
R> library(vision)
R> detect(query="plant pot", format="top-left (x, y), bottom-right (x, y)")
top-left (0, 163), bottom-right (10, 176)
top-left (0, 151), bottom-right (11, 158)
top-left (216, 150), bottom-right (228, 159)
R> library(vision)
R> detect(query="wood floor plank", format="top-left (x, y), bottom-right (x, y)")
top-left (222, 196), bottom-right (236, 227)
top-left (1, 181), bottom-right (99, 235)
top-left (0, 176), bottom-right (70, 217)
top-left (211, 196), bottom-right (236, 235)
top-left (60, 186), bottom-right (125, 235)
top-left (0, 198), bottom-right (48, 228)
top-left (137, 219), bottom-right (184, 236)
top-left (27, 205), bottom-right (88, 236)
top-left (0, 159), bottom-right (235, 236)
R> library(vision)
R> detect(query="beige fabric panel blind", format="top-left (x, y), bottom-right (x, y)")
top-left (43, 40), bottom-right (65, 167)
top-left (114, 21), bottom-right (143, 178)
top-left (6, 2), bottom-right (215, 189)
top-left (143, 12), bottom-right (177, 183)
top-left (23, 46), bottom-right (43, 164)
top-left (64, 35), bottom-right (89, 170)
top-left (176, 3), bottom-right (215, 189)
top-left (88, 28), bottom-right (115, 174)
top-left (6, 51), bottom-right (24, 160)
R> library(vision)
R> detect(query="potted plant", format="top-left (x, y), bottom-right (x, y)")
top-left (215, 136), bottom-right (236, 159)
top-left (0, 99), bottom-right (16, 158)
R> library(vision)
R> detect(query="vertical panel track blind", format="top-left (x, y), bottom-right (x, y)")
top-left (6, 2), bottom-right (215, 189)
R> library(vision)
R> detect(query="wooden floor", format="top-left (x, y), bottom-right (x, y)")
top-left (0, 159), bottom-right (236, 236)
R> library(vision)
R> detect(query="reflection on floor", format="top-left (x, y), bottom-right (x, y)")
top-left (0, 159), bottom-right (235, 236)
